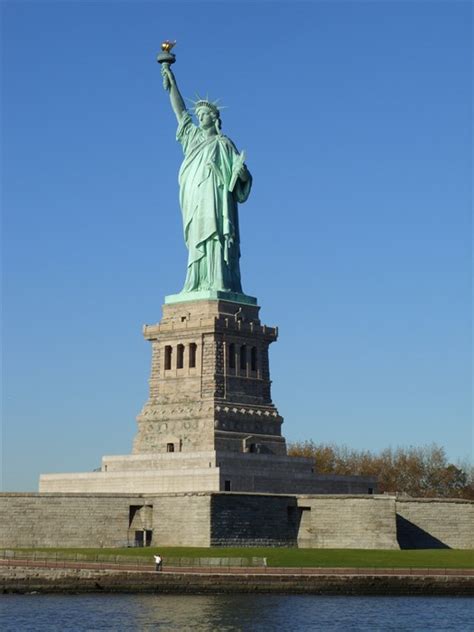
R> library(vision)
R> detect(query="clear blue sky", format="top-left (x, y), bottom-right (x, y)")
top-left (2, 1), bottom-right (472, 491)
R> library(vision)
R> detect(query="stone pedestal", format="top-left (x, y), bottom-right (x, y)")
top-left (133, 299), bottom-right (286, 457)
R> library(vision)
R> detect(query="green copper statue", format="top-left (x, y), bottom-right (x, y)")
top-left (158, 43), bottom-right (252, 296)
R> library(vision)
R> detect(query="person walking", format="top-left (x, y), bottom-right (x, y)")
top-left (154, 554), bottom-right (163, 572)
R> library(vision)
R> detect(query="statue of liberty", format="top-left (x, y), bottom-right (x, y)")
top-left (159, 44), bottom-right (252, 296)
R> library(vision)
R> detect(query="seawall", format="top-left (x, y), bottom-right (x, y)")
top-left (1, 567), bottom-right (473, 596)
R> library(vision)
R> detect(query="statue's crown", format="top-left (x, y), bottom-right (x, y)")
top-left (191, 96), bottom-right (222, 118)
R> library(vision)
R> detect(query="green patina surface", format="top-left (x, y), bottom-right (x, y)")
top-left (10, 548), bottom-right (474, 569)
top-left (165, 290), bottom-right (257, 306)
top-left (160, 53), bottom-right (253, 297)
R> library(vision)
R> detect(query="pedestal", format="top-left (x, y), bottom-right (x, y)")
top-left (133, 298), bottom-right (285, 456)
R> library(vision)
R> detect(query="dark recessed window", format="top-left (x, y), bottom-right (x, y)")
top-left (228, 343), bottom-right (235, 369)
top-left (189, 343), bottom-right (197, 368)
top-left (368, 487), bottom-right (374, 495)
top-left (167, 443), bottom-right (175, 453)
top-left (177, 344), bottom-right (184, 369)
top-left (240, 345), bottom-right (247, 371)
top-left (164, 346), bottom-right (172, 371)
top-left (224, 480), bottom-right (231, 491)
top-left (251, 346), bottom-right (257, 371)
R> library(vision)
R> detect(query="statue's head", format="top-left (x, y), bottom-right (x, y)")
top-left (194, 99), bottom-right (222, 132)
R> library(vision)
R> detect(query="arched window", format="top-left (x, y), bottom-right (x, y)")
top-left (189, 343), bottom-right (197, 368)
top-left (177, 344), bottom-right (184, 369)
top-left (228, 343), bottom-right (235, 369)
top-left (164, 346), bottom-right (172, 371)
top-left (240, 345), bottom-right (247, 371)
top-left (251, 346), bottom-right (257, 372)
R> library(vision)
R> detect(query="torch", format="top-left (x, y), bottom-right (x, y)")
top-left (157, 40), bottom-right (176, 90)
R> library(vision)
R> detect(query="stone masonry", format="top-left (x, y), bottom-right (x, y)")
top-left (133, 299), bottom-right (285, 456)
top-left (1, 492), bottom-right (473, 549)
top-left (396, 498), bottom-right (474, 549)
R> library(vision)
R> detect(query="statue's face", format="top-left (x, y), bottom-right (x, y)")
top-left (197, 107), bottom-right (216, 130)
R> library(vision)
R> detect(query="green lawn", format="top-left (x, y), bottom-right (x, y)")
top-left (9, 547), bottom-right (474, 569)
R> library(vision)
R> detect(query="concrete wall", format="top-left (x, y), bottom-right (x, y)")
top-left (296, 496), bottom-right (399, 549)
top-left (218, 454), bottom-right (377, 495)
top-left (1, 492), bottom-right (472, 550)
top-left (209, 494), bottom-right (399, 549)
top-left (396, 498), bottom-right (474, 549)
top-left (39, 450), bottom-right (376, 496)
top-left (0, 493), bottom-right (139, 548)
top-left (153, 493), bottom-right (210, 547)
top-left (211, 493), bottom-right (299, 546)
top-left (0, 493), bottom-right (211, 549)
top-left (39, 468), bottom-right (220, 494)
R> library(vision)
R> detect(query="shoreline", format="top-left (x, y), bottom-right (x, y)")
top-left (1, 567), bottom-right (473, 596)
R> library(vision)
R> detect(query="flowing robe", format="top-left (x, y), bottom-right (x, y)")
top-left (176, 112), bottom-right (252, 293)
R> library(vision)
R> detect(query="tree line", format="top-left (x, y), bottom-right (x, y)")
top-left (287, 441), bottom-right (474, 499)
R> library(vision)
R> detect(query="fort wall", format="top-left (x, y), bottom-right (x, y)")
top-left (1, 492), bottom-right (472, 550)
top-left (396, 498), bottom-right (474, 550)
top-left (296, 496), bottom-right (399, 549)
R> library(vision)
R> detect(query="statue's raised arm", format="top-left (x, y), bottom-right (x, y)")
top-left (157, 41), bottom-right (185, 122)
top-left (162, 65), bottom-right (186, 122)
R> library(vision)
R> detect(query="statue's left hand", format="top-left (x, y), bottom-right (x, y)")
top-left (238, 164), bottom-right (249, 182)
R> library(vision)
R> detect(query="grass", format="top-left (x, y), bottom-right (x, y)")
top-left (9, 547), bottom-right (474, 569)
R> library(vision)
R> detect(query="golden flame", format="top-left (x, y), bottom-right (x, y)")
top-left (161, 40), bottom-right (176, 53)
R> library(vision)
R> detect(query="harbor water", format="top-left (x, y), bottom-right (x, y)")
top-left (1, 594), bottom-right (472, 631)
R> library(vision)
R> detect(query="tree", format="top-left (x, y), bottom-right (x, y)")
top-left (287, 441), bottom-right (474, 499)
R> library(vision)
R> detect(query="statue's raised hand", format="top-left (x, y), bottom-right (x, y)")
top-left (161, 65), bottom-right (173, 91)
